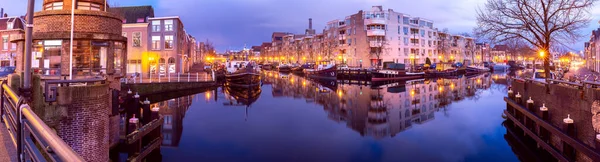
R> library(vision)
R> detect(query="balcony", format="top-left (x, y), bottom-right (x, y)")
top-left (370, 41), bottom-right (384, 47)
top-left (365, 18), bottom-right (386, 25)
top-left (367, 29), bottom-right (386, 36)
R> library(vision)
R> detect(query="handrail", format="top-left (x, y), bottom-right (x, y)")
top-left (1, 82), bottom-right (84, 162)
top-left (21, 105), bottom-right (84, 161)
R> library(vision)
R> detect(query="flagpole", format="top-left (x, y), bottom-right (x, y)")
top-left (69, 0), bottom-right (75, 80)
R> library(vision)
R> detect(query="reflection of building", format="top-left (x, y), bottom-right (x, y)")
top-left (154, 95), bottom-right (193, 147)
top-left (265, 72), bottom-right (492, 138)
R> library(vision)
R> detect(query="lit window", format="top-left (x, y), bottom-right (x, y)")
top-left (44, 2), bottom-right (63, 10)
top-left (77, 2), bottom-right (101, 11)
top-left (164, 20), bottom-right (173, 31)
top-left (164, 35), bottom-right (173, 49)
top-left (152, 20), bottom-right (161, 32)
top-left (152, 36), bottom-right (161, 50)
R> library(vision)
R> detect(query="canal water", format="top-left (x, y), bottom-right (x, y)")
top-left (150, 72), bottom-right (523, 162)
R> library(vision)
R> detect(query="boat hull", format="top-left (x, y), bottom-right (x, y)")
top-left (278, 66), bottom-right (291, 72)
top-left (225, 72), bottom-right (261, 88)
top-left (291, 67), bottom-right (304, 74)
top-left (305, 65), bottom-right (337, 80)
top-left (371, 72), bottom-right (424, 81)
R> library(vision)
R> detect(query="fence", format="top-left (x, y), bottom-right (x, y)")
top-left (122, 72), bottom-right (215, 84)
top-left (1, 82), bottom-right (84, 161)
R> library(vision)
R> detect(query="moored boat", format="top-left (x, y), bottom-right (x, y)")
top-left (304, 62), bottom-right (337, 80)
top-left (466, 66), bottom-right (491, 74)
top-left (278, 64), bottom-right (292, 73)
top-left (225, 61), bottom-right (261, 88)
top-left (371, 63), bottom-right (424, 81)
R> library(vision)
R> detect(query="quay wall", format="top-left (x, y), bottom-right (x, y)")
top-left (122, 81), bottom-right (217, 96)
top-left (511, 80), bottom-right (600, 161)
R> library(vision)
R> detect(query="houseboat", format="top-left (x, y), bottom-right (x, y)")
top-left (371, 63), bottom-right (424, 81)
top-left (304, 61), bottom-right (337, 80)
top-left (225, 61), bottom-right (261, 87)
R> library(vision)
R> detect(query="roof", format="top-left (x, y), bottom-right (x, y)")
top-left (108, 6), bottom-right (154, 24)
top-left (492, 45), bottom-right (509, 51)
top-left (272, 32), bottom-right (288, 38)
top-left (0, 17), bottom-right (25, 31)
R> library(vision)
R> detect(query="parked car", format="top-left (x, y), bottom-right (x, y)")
top-left (0, 66), bottom-right (16, 77)
top-left (452, 62), bottom-right (464, 68)
top-left (429, 63), bottom-right (437, 69)
top-left (532, 70), bottom-right (556, 82)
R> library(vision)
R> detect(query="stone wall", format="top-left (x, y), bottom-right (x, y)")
top-left (123, 81), bottom-right (217, 96)
top-left (56, 84), bottom-right (110, 162)
top-left (511, 80), bottom-right (599, 161)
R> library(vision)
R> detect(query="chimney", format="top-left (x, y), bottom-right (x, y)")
top-left (0, 8), bottom-right (3, 18)
top-left (309, 18), bottom-right (313, 30)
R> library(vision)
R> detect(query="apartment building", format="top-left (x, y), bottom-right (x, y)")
top-left (111, 6), bottom-right (198, 76)
top-left (0, 11), bottom-right (24, 67)
top-left (585, 28), bottom-right (600, 72)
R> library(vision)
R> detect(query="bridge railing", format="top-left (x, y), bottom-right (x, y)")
top-left (1, 82), bottom-right (84, 162)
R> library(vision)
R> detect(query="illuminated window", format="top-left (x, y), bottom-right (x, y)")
top-left (164, 35), bottom-right (173, 49)
top-left (44, 2), bottom-right (63, 10)
top-left (152, 20), bottom-right (161, 32)
top-left (164, 20), bottom-right (173, 31)
top-left (1, 36), bottom-right (7, 51)
top-left (77, 2), bottom-right (101, 11)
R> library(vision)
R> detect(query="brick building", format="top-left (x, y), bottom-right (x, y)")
top-left (0, 12), bottom-right (25, 66)
top-left (10, 0), bottom-right (127, 161)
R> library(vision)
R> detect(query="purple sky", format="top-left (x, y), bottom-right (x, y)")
top-left (2, 0), bottom-right (599, 52)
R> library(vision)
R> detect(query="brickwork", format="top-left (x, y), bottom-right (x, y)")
top-left (511, 80), bottom-right (599, 161)
top-left (56, 84), bottom-right (110, 162)
top-left (33, 10), bottom-right (123, 38)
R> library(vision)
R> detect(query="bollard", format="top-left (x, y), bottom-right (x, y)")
top-left (595, 134), bottom-right (600, 152)
top-left (168, 72), bottom-right (171, 82)
top-left (526, 97), bottom-right (534, 112)
top-left (128, 115), bottom-right (140, 157)
top-left (133, 92), bottom-right (141, 120)
top-left (158, 73), bottom-right (161, 83)
top-left (508, 87), bottom-right (514, 100)
top-left (563, 114), bottom-right (576, 160)
top-left (151, 105), bottom-right (160, 120)
top-left (515, 92), bottom-right (522, 105)
top-left (563, 114), bottom-right (575, 137)
top-left (539, 104), bottom-right (550, 142)
top-left (540, 104), bottom-right (549, 120)
top-left (142, 98), bottom-right (151, 124)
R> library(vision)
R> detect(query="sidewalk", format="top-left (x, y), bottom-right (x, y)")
top-left (562, 67), bottom-right (599, 81)
top-left (0, 123), bottom-right (16, 162)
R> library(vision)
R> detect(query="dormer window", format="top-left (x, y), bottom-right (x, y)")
top-left (137, 18), bottom-right (145, 23)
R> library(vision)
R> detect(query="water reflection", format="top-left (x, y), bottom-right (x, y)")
top-left (261, 71), bottom-right (493, 138)
top-left (153, 95), bottom-right (193, 147)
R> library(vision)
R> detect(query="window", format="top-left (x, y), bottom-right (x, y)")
top-left (44, 2), bottom-right (63, 10)
top-left (2, 36), bottom-right (7, 50)
top-left (152, 36), bottom-right (161, 50)
top-left (164, 35), bottom-right (173, 49)
top-left (6, 22), bottom-right (13, 30)
top-left (403, 17), bottom-right (409, 24)
top-left (421, 30), bottom-right (425, 37)
top-left (11, 43), bottom-right (16, 51)
top-left (77, 2), bottom-right (101, 11)
top-left (122, 32), bottom-right (127, 38)
top-left (348, 39), bottom-right (352, 45)
top-left (132, 32), bottom-right (141, 47)
top-left (114, 42), bottom-right (124, 74)
top-left (404, 48), bottom-right (409, 56)
top-left (137, 18), bottom-right (145, 23)
top-left (152, 20), bottom-right (161, 32)
top-left (164, 20), bottom-right (174, 31)
top-left (403, 27), bottom-right (408, 35)
top-left (403, 37), bottom-right (409, 45)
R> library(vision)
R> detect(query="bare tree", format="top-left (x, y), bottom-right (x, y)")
top-left (368, 36), bottom-right (389, 69)
top-left (476, 0), bottom-right (596, 78)
top-left (321, 30), bottom-right (338, 62)
top-left (437, 28), bottom-right (452, 63)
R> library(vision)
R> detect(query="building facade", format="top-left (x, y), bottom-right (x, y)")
top-left (0, 14), bottom-right (24, 66)
top-left (264, 6), bottom-right (477, 69)
top-left (585, 28), bottom-right (600, 72)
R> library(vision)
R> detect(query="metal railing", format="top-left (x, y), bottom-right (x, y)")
top-left (121, 72), bottom-right (215, 84)
top-left (1, 82), bottom-right (84, 162)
